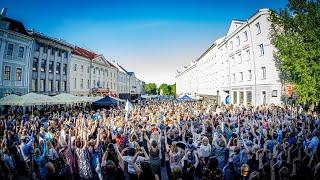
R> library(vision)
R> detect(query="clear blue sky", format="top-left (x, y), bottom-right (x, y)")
top-left (3, 0), bottom-right (287, 85)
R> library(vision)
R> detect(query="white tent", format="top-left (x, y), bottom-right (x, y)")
top-left (52, 93), bottom-right (84, 104)
top-left (0, 94), bottom-right (19, 106)
top-left (7, 93), bottom-right (55, 106)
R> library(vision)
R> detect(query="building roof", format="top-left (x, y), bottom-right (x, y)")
top-left (127, 72), bottom-right (134, 76)
top-left (28, 29), bottom-right (74, 48)
top-left (72, 46), bottom-right (99, 60)
top-left (1, 17), bottom-right (29, 36)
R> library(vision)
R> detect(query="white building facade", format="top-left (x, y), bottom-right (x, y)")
top-left (0, 12), bottom-right (33, 97)
top-left (175, 9), bottom-right (282, 106)
top-left (69, 47), bottom-right (92, 96)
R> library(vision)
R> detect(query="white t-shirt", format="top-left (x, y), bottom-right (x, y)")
top-left (200, 144), bottom-right (212, 158)
top-left (123, 155), bottom-right (145, 174)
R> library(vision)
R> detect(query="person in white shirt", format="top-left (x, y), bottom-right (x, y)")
top-left (121, 146), bottom-right (149, 179)
top-left (200, 136), bottom-right (212, 162)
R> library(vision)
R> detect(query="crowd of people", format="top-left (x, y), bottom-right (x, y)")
top-left (0, 100), bottom-right (319, 180)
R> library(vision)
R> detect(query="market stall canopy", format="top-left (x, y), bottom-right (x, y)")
top-left (7, 93), bottom-right (55, 106)
top-left (81, 96), bottom-right (104, 103)
top-left (52, 93), bottom-right (84, 104)
top-left (178, 95), bottom-right (194, 101)
top-left (0, 94), bottom-right (19, 105)
top-left (92, 96), bottom-right (121, 107)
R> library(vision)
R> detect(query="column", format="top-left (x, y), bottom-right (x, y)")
top-left (60, 56), bottom-right (63, 93)
top-left (45, 48), bottom-right (50, 92)
top-left (0, 40), bottom-right (6, 86)
top-left (52, 49), bottom-right (57, 93)
top-left (37, 47), bottom-right (43, 93)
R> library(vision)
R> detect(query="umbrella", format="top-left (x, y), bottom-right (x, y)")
top-left (52, 93), bottom-right (84, 104)
top-left (0, 94), bottom-right (19, 105)
top-left (9, 93), bottom-right (54, 106)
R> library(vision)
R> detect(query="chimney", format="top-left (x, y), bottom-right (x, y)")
top-left (1, 8), bottom-right (8, 16)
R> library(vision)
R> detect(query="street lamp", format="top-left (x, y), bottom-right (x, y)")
top-left (217, 90), bottom-right (220, 104)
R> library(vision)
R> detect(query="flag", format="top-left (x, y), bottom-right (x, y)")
top-left (125, 100), bottom-right (133, 112)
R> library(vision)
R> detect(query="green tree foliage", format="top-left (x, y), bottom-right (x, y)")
top-left (158, 83), bottom-right (176, 95)
top-left (270, 0), bottom-right (320, 104)
top-left (143, 83), bottom-right (157, 95)
top-left (159, 83), bottom-right (170, 95)
top-left (170, 83), bottom-right (176, 95)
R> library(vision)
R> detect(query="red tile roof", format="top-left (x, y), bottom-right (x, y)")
top-left (72, 46), bottom-right (99, 60)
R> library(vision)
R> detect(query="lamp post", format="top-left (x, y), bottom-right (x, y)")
top-left (217, 90), bottom-right (220, 105)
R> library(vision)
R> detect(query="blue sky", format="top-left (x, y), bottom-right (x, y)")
top-left (3, 0), bottom-right (287, 85)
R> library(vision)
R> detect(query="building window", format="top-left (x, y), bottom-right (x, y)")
top-left (239, 91), bottom-right (244, 104)
top-left (93, 68), bottom-right (96, 74)
top-left (246, 91), bottom-right (252, 105)
top-left (246, 50), bottom-right (250, 61)
top-left (63, 64), bottom-right (67, 75)
top-left (262, 91), bottom-right (267, 104)
top-left (248, 70), bottom-right (252, 81)
top-left (259, 44), bottom-right (264, 56)
top-left (256, 22), bottom-right (261, 34)
top-left (233, 91), bottom-right (237, 104)
top-left (58, 49), bottom-right (62, 57)
top-left (236, 36), bottom-right (240, 46)
top-left (232, 73), bottom-right (236, 82)
top-left (18, 46), bottom-right (24, 58)
top-left (56, 80), bottom-right (60, 91)
top-left (16, 68), bottom-right (22, 81)
top-left (87, 66), bottom-right (90, 73)
top-left (74, 78), bottom-right (77, 89)
top-left (34, 42), bottom-right (40, 51)
top-left (51, 47), bottom-right (55, 55)
top-left (244, 31), bottom-right (248, 41)
top-left (7, 43), bottom-right (14, 56)
top-left (87, 80), bottom-right (90, 89)
top-left (230, 41), bottom-right (233, 50)
top-left (64, 51), bottom-right (68, 58)
top-left (80, 79), bottom-right (84, 88)
top-left (47, 61), bottom-right (53, 73)
top-left (40, 79), bottom-right (45, 92)
top-left (63, 81), bottom-right (67, 91)
top-left (40, 59), bottom-right (46, 72)
top-left (43, 45), bottom-right (48, 53)
top-left (56, 63), bottom-right (61, 74)
top-left (81, 65), bottom-right (84, 72)
top-left (48, 80), bottom-right (53, 91)
top-left (240, 72), bottom-right (243, 81)
top-left (93, 80), bottom-right (96, 87)
top-left (4, 66), bottom-right (11, 80)
top-left (32, 79), bottom-right (37, 92)
top-left (261, 67), bottom-right (266, 79)
top-left (73, 64), bottom-right (77, 71)
top-left (103, 81), bottom-right (105, 88)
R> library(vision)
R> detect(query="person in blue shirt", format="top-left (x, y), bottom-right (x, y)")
top-left (308, 131), bottom-right (319, 152)
top-left (34, 140), bottom-right (47, 179)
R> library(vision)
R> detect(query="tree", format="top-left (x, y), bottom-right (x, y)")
top-left (158, 83), bottom-right (170, 95)
top-left (270, 0), bottom-right (320, 105)
top-left (143, 83), bottom-right (157, 95)
top-left (169, 83), bottom-right (176, 96)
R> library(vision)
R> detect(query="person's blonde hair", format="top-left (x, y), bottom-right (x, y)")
top-left (171, 142), bottom-right (178, 153)
top-left (202, 137), bottom-right (209, 145)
